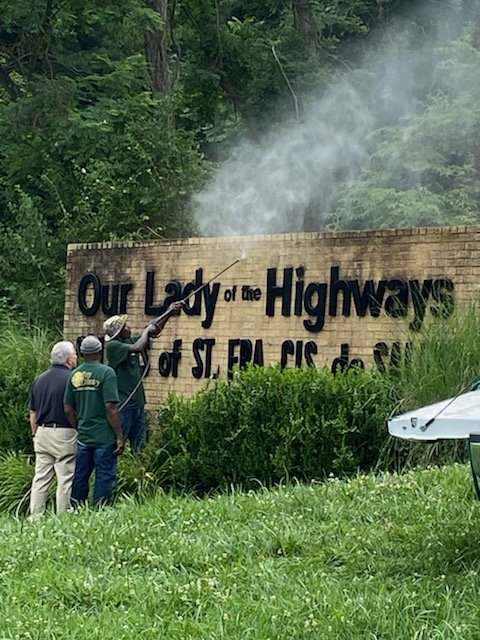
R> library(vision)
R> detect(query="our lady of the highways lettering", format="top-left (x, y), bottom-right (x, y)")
top-left (76, 266), bottom-right (455, 377)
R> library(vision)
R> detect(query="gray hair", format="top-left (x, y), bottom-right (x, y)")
top-left (50, 340), bottom-right (76, 365)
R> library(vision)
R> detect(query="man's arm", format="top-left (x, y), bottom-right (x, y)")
top-left (64, 404), bottom-right (78, 430)
top-left (105, 402), bottom-right (125, 456)
top-left (29, 410), bottom-right (38, 436)
top-left (126, 301), bottom-right (183, 353)
top-left (148, 301), bottom-right (183, 338)
top-left (125, 325), bottom-right (156, 354)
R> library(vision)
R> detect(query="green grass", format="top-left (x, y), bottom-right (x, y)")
top-left (0, 464), bottom-right (479, 639)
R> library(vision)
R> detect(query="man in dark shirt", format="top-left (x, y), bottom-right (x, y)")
top-left (29, 340), bottom-right (78, 516)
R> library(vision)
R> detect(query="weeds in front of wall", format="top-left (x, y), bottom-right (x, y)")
top-left (1, 303), bottom-right (480, 507)
top-left (0, 451), bottom-right (34, 515)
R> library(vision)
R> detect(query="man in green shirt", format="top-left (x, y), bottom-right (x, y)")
top-left (64, 335), bottom-right (124, 507)
top-left (103, 302), bottom-right (182, 449)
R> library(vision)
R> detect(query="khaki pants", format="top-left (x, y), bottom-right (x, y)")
top-left (30, 426), bottom-right (77, 516)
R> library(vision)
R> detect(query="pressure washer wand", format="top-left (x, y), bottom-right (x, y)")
top-left (149, 257), bottom-right (242, 326)
top-left (180, 257), bottom-right (241, 304)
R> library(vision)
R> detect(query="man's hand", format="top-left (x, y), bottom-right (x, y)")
top-left (148, 301), bottom-right (185, 336)
top-left (147, 322), bottom-right (160, 335)
top-left (114, 436), bottom-right (125, 456)
top-left (168, 301), bottom-right (184, 316)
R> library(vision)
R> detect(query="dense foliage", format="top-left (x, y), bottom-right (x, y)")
top-left (0, 0), bottom-right (209, 324)
top-left (0, 321), bottom-right (52, 452)
top-left (155, 365), bottom-right (393, 492)
top-left (334, 37), bottom-right (480, 229)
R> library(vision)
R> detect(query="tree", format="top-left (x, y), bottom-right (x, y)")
top-left (183, 0), bottom-right (405, 147)
top-left (0, 0), bottom-right (206, 325)
top-left (333, 36), bottom-right (480, 230)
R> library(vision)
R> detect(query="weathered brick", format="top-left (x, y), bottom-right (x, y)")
top-left (64, 227), bottom-right (477, 406)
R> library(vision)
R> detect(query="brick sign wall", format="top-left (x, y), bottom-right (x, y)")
top-left (64, 226), bottom-right (479, 406)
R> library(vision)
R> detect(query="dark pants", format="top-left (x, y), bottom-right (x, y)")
top-left (71, 442), bottom-right (118, 507)
top-left (120, 407), bottom-right (146, 450)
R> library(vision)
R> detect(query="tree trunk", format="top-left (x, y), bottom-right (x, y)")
top-left (145, 0), bottom-right (171, 94)
top-left (292, 0), bottom-right (319, 58)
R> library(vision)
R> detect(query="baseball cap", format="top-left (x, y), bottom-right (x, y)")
top-left (80, 335), bottom-right (103, 354)
top-left (103, 314), bottom-right (127, 342)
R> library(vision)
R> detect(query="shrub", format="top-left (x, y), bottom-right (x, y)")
top-left (153, 365), bottom-right (394, 492)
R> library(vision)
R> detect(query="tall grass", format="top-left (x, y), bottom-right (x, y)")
top-left (394, 303), bottom-right (480, 409)
top-left (0, 464), bottom-right (478, 639)
top-left (0, 320), bottom-right (56, 451)
top-left (0, 451), bottom-right (34, 515)
top-left (378, 304), bottom-right (480, 469)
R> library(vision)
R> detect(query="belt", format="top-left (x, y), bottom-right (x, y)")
top-left (40, 423), bottom-right (73, 428)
